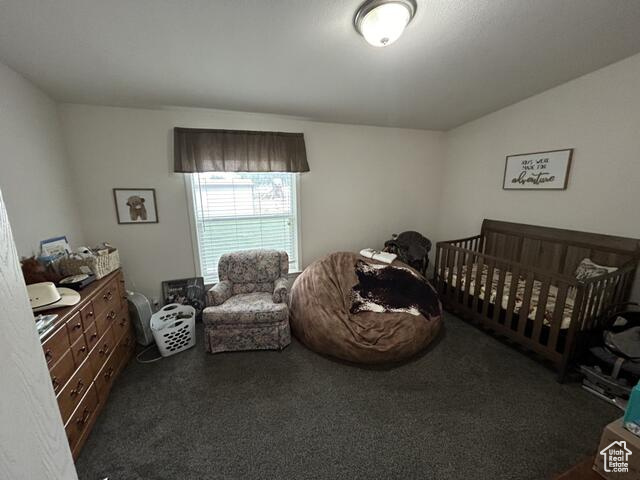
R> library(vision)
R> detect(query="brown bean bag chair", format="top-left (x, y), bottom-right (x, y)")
top-left (290, 252), bottom-right (442, 364)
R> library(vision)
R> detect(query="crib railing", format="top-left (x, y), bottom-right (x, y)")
top-left (434, 237), bottom-right (636, 381)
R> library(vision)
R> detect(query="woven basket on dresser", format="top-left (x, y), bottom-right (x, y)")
top-left (56, 249), bottom-right (120, 279)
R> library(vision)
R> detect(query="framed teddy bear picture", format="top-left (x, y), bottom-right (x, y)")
top-left (113, 188), bottom-right (159, 224)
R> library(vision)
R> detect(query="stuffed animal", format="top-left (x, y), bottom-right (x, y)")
top-left (383, 231), bottom-right (432, 276)
top-left (126, 195), bottom-right (147, 221)
top-left (21, 257), bottom-right (63, 285)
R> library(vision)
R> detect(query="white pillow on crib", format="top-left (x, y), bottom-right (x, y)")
top-left (574, 258), bottom-right (617, 281)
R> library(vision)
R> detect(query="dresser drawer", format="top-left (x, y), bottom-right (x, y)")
top-left (66, 311), bottom-right (84, 344)
top-left (95, 349), bottom-right (120, 398)
top-left (89, 326), bottom-right (116, 377)
top-left (65, 383), bottom-right (99, 455)
top-left (70, 335), bottom-right (89, 367)
top-left (42, 325), bottom-right (70, 368)
top-left (50, 350), bottom-right (75, 395)
top-left (95, 307), bottom-right (118, 338)
top-left (113, 309), bottom-right (131, 344)
top-left (58, 358), bottom-right (93, 423)
top-left (116, 331), bottom-right (135, 373)
top-left (80, 301), bottom-right (96, 329)
top-left (117, 273), bottom-right (127, 303)
top-left (84, 321), bottom-right (100, 352)
top-left (92, 278), bottom-right (120, 319)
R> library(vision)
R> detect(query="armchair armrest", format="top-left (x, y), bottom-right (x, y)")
top-left (207, 280), bottom-right (233, 306)
top-left (273, 276), bottom-right (289, 304)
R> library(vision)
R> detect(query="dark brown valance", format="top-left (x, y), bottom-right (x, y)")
top-left (173, 127), bottom-right (309, 173)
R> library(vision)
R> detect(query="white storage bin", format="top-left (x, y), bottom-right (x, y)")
top-left (150, 303), bottom-right (196, 357)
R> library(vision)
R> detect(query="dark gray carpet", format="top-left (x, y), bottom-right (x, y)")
top-left (76, 314), bottom-right (618, 480)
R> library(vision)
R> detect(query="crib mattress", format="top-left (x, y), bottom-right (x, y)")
top-left (443, 264), bottom-right (575, 330)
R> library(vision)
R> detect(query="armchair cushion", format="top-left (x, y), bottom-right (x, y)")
top-left (207, 280), bottom-right (233, 306)
top-left (203, 292), bottom-right (288, 325)
top-left (232, 281), bottom-right (274, 296)
top-left (273, 276), bottom-right (289, 304)
top-left (219, 250), bottom-right (288, 284)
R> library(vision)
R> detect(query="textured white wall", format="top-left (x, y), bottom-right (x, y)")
top-left (0, 61), bottom-right (84, 257)
top-left (6, 52), bottom-right (640, 302)
top-left (0, 190), bottom-right (77, 480)
top-left (59, 105), bottom-right (445, 299)
top-left (439, 53), bottom-right (640, 298)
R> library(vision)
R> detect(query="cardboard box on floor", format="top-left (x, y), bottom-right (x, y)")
top-left (593, 418), bottom-right (640, 479)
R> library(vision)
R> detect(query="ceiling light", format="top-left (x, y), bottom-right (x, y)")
top-left (354, 0), bottom-right (417, 47)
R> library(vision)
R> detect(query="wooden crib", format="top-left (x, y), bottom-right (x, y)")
top-left (434, 219), bottom-right (639, 381)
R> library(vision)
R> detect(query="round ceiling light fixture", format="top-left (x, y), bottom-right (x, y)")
top-left (354, 0), bottom-right (417, 47)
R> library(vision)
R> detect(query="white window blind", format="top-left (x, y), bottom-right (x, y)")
top-left (189, 172), bottom-right (299, 284)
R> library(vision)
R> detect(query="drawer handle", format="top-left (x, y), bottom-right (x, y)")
top-left (78, 345), bottom-right (87, 354)
top-left (103, 291), bottom-right (113, 301)
top-left (119, 318), bottom-right (127, 327)
top-left (44, 349), bottom-right (53, 363)
top-left (104, 367), bottom-right (115, 380)
top-left (70, 379), bottom-right (85, 397)
top-left (76, 407), bottom-right (91, 426)
top-left (72, 322), bottom-right (82, 330)
top-left (86, 310), bottom-right (94, 318)
top-left (107, 311), bottom-right (117, 320)
top-left (99, 344), bottom-right (111, 355)
top-left (51, 376), bottom-right (59, 389)
top-left (89, 332), bottom-right (98, 341)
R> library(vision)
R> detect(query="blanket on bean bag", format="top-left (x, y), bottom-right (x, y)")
top-left (290, 252), bottom-right (442, 364)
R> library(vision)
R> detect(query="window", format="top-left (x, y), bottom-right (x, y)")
top-left (188, 172), bottom-right (299, 283)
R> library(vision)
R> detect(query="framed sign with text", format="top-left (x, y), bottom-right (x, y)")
top-left (503, 149), bottom-right (573, 190)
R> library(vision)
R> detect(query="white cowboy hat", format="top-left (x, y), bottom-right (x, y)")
top-left (27, 282), bottom-right (81, 312)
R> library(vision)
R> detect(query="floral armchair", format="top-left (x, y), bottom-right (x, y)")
top-left (202, 250), bottom-right (291, 353)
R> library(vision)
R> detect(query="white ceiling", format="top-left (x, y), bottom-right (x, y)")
top-left (1, 0), bottom-right (640, 130)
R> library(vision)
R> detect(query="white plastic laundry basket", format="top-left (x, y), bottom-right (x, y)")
top-left (150, 303), bottom-right (196, 357)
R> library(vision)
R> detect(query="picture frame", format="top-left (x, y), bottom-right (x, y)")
top-left (113, 188), bottom-right (159, 224)
top-left (161, 277), bottom-right (206, 321)
top-left (40, 236), bottom-right (71, 258)
top-left (502, 149), bottom-right (573, 190)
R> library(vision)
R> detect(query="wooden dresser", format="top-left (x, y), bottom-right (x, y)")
top-left (38, 269), bottom-right (134, 460)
